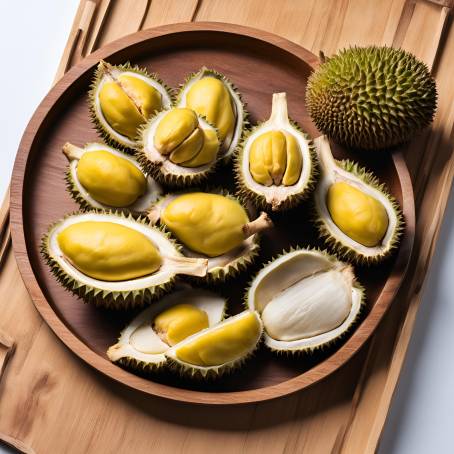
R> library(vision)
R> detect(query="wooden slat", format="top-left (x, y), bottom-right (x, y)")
top-left (0, 0), bottom-right (453, 452)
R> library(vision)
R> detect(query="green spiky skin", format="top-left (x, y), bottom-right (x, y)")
top-left (88, 61), bottom-right (174, 153)
top-left (148, 189), bottom-right (262, 283)
top-left (314, 160), bottom-right (404, 265)
top-left (176, 67), bottom-right (249, 162)
top-left (135, 111), bottom-right (220, 188)
top-left (114, 356), bottom-right (167, 375)
top-left (245, 247), bottom-right (366, 354)
top-left (235, 120), bottom-right (318, 211)
top-left (306, 46), bottom-right (437, 150)
top-left (41, 211), bottom-right (182, 309)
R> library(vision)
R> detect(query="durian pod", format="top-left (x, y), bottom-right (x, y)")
top-left (148, 191), bottom-right (273, 282)
top-left (313, 136), bottom-right (403, 264)
top-left (41, 212), bottom-right (209, 309)
top-left (137, 107), bottom-right (221, 187)
top-left (236, 93), bottom-right (316, 211)
top-left (107, 288), bottom-right (226, 373)
top-left (63, 142), bottom-right (162, 215)
top-left (177, 67), bottom-right (247, 160)
top-left (89, 60), bottom-right (173, 151)
top-left (166, 310), bottom-right (263, 378)
top-left (246, 248), bottom-right (365, 353)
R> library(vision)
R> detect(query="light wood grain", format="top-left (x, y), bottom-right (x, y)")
top-left (0, 0), bottom-right (453, 452)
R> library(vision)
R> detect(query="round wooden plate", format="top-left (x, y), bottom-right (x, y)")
top-left (10, 23), bottom-right (414, 405)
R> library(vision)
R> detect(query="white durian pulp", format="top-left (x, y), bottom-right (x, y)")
top-left (262, 269), bottom-right (352, 341)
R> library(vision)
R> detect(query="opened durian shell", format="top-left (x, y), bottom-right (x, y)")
top-left (89, 61), bottom-right (173, 151)
top-left (147, 190), bottom-right (271, 282)
top-left (313, 135), bottom-right (403, 264)
top-left (166, 310), bottom-right (263, 378)
top-left (41, 211), bottom-right (208, 309)
top-left (63, 142), bottom-right (162, 215)
top-left (136, 109), bottom-right (220, 187)
top-left (236, 93), bottom-right (316, 211)
top-left (176, 67), bottom-right (247, 161)
top-left (107, 288), bottom-right (226, 373)
top-left (246, 248), bottom-right (365, 352)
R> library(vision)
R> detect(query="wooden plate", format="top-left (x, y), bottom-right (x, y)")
top-left (10, 23), bottom-right (414, 405)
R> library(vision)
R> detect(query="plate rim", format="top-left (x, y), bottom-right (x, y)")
top-left (10, 21), bottom-right (415, 405)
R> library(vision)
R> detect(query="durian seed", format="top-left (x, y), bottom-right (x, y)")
top-left (327, 182), bottom-right (389, 247)
top-left (153, 303), bottom-right (209, 346)
top-left (158, 192), bottom-right (272, 257)
top-left (185, 76), bottom-right (236, 146)
top-left (63, 143), bottom-right (147, 207)
top-left (57, 221), bottom-right (162, 281)
top-left (153, 108), bottom-right (220, 167)
top-left (174, 311), bottom-right (261, 367)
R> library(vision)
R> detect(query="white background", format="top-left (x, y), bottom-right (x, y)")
top-left (0, 1), bottom-right (453, 453)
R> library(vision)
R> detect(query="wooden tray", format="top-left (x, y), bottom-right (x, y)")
top-left (10, 22), bottom-right (414, 405)
top-left (1, 1), bottom-right (453, 452)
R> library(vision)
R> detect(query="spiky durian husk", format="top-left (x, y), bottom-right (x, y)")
top-left (148, 189), bottom-right (261, 283)
top-left (114, 356), bottom-right (167, 375)
top-left (40, 211), bottom-right (182, 309)
top-left (235, 120), bottom-right (318, 211)
top-left (245, 247), bottom-right (366, 354)
top-left (88, 61), bottom-right (174, 152)
top-left (314, 160), bottom-right (404, 265)
top-left (135, 111), bottom-right (220, 188)
top-left (306, 46), bottom-right (437, 150)
top-left (177, 68), bottom-right (249, 162)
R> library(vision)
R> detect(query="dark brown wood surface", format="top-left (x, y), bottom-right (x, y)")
top-left (9, 22), bottom-right (415, 405)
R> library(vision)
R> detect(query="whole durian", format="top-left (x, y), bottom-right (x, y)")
top-left (306, 46), bottom-right (437, 150)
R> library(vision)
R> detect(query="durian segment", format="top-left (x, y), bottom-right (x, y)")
top-left (313, 135), bottom-right (403, 264)
top-left (236, 93), bottom-right (316, 211)
top-left (148, 191), bottom-right (272, 282)
top-left (89, 60), bottom-right (173, 150)
top-left (246, 248), bottom-right (364, 352)
top-left (177, 67), bottom-right (246, 160)
top-left (63, 142), bottom-right (162, 214)
top-left (107, 288), bottom-right (226, 372)
top-left (166, 311), bottom-right (262, 378)
top-left (42, 212), bottom-right (208, 308)
top-left (306, 46), bottom-right (437, 150)
top-left (137, 108), bottom-right (220, 186)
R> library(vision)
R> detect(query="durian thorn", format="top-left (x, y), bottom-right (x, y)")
top-left (242, 212), bottom-right (273, 238)
top-left (268, 92), bottom-right (289, 126)
top-left (313, 135), bottom-right (336, 173)
top-left (163, 255), bottom-right (208, 277)
top-left (147, 206), bottom-right (161, 224)
top-left (62, 142), bottom-right (84, 161)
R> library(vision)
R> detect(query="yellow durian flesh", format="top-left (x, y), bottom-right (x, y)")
top-left (185, 77), bottom-right (236, 143)
top-left (117, 74), bottom-right (161, 118)
top-left (153, 303), bottom-right (209, 346)
top-left (57, 221), bottom-right (162, 281)
top-left (175, 312), bottom-right (260, 367)
top-left (99, 81), bottom-right (146, 140)
top-left (154, 108), bottom-right (219, 167)
top-left (77, 150), bottom-right (147, 207)
top-left (161, 193), bottom-right (249, 257)
top-left (327, 182), bottom-right (389, 247)
top-left (249, 130), bottom-right (302, 186)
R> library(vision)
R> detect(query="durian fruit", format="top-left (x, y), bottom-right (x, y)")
top-left (166, 310), bottom-right (263, 378)
top-left (107, 288), bottom-right (225, 373)
top-left (177, 67), bottom-right (246, 160)
top-left (306, 46), bottom-right (437, 150)
top-left (63, 142), bottom-right (162, 214)
top-left (89, 60), bottom-right (172, 150)
top-left (148, 191), bottom-right (273, 282)
top-left (246, 248), bottom-right (364, 352)
top-left (41, 212), bottom-right (208, 308)
top-left (313, 135), bottom-right (402, 264)
top-left (236, 93), bottom-right (315, 211)
top-left (137, 107), bottom-right (221, 186)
